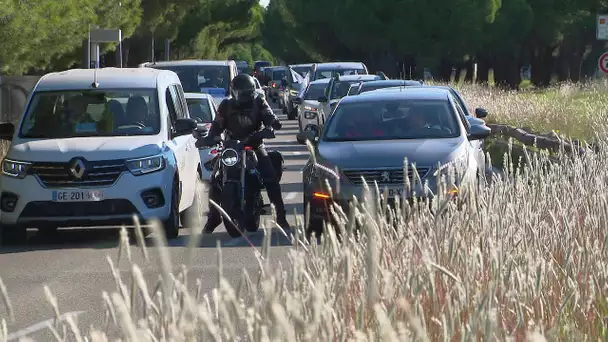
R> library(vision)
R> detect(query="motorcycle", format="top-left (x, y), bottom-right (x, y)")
top-left (205, 127), bottom-right (284, 238)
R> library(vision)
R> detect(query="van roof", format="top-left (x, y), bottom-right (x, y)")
top-left (35, 68), bottom-right (177, 91)
top-left (140, 60), bottom-right (234, 67)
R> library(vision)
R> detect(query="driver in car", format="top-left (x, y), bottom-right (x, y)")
top-left (201, 68), bottom-right (224, 88)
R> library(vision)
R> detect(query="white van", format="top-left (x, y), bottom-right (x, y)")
top-left (0, 68), bottom-right (202, 244)
top-left (140, 60), bottom-right (238, 106)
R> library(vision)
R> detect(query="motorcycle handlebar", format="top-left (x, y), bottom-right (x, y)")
top-left (198, 127), bottom-right (275, 150)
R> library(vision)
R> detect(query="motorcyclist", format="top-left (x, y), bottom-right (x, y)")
top-left (196, 73), bottom-right (291, 233)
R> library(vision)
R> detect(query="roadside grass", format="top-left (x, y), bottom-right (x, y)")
top-left (1, 128), bottom-right (608, 340)
top-left (452, 80), bottom-right (608, 142)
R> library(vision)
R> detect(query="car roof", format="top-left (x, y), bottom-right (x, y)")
top-left (340, 87), bottom-right (451, 103)
top-left (35, 68), bottom-right (175, 91)
top-left (309, 78), bottom-right (332, 85)
top-left (141, 60), bottom-right (234, 67)
top-left (360, 79), bottom-right (423, 87)
top-left (314, 62), bottom-right (365, 70)
top-left (289, 63), bottom-right (313, 68)
top-left (184, 93), bottom-right (212, 99)
top-left (335, 74), bottom-right (380, 81)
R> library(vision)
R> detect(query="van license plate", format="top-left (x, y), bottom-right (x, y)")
top-left (379, 188), bottom-right (403, 197)
top-left (52, 190), bottom-right (104, 202)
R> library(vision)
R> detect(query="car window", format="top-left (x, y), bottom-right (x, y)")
top-left (272, 69), bottom-right (287, 80)
top-left (19, 89), bottom-right (161, 138)
top-left (450, 89), bottom-right (471, 115)
top-left (323, 99), bottom-right (460, 141)
top-left (172, 84), bottom-right (188, 119)
top-left (451, 95), bottom-right (470, 131)
top-left (148, 65), bottom-right (230, 95)
top-left (330, 81), bottom-right (364, 100)
top-left (315, 68), bottom-right (365, 79)
top-left (186, 98), bottom-right (213, 123)
top-left (304, 83), bottom-right (327, 100)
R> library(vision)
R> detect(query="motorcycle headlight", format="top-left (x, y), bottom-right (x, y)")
top-left (2, 158), bottom-right (31, 179)
top-left (126, 155), bottom-right (165, 176)
top-left (221, 148), bottom-right (239, 166)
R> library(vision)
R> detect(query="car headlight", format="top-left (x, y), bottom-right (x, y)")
top-left (126, 155), bottom-right (165, 176)
top-left (2, 158), bottom-right (31, 179)
top-left (290, 90), bottom-right (298, 96)
top-left (304, 111), bottom-right (317, 119)
top-left (221, 148), bottom-right (239, 166)
top-left (433, 156), bottom-right (467, 187)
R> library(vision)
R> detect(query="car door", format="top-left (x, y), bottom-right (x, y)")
top-left (175, 84), bottom-right (199, 186)
top-left (167, 84), bottom-right (195, 208)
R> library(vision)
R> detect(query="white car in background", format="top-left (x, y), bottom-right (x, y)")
top-left (184, 93), bottom-right (223, 182)
top-left (294, 78), bottom-right (331, 137)
top-left (140, 60), bottom-right (239, 106)
top-left (0, 68), bottom-right (201, 243)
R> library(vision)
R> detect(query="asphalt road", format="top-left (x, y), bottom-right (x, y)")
top-left (0, 104), bottom-right (307, 340)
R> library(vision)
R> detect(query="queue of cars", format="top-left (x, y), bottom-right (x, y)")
top-left (291, 62), bottom-right (492, 236)
top-left (0, 56), bottom-right (493, 243)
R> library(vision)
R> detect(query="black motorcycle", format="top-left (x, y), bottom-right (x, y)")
top-left (206, 127), bottom-right (283, 237)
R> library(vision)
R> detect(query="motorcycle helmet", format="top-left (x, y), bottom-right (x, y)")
top-left (231, 73), bottom-right (256, 103)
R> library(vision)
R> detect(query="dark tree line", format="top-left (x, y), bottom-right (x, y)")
top-left (262, 0), bottom-right (608, 89)
top-left (0, 0), bottom-right (274, 75)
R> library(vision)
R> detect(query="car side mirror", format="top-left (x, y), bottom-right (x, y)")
top-left (175, 118), bottom-right (197, 136)
top-left (296, 131), bottom-right (318, 145)
top-left (475, 107), bottom-right (488, 118)
top-left (468, 124), bottom-right (491, 140)
top-left (293, 97), bottom-right (303, 104)
top-left (0, 123), bottom-right (14, 140)
top-left (317, 96), bottom-right (328, 103)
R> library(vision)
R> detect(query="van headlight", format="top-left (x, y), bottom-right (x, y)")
top-left (2, 159), bottom-right (31, 179)
top-left (126, 155), bottom-right (165, 176)
top-left (221, 148), bottom-right (239, 166)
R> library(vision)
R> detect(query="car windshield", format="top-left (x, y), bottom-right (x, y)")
top-left (323, 99), bottom-right (460, 141)
top-left (19, 89), bottom-right (160, 138)
top-left (314, 68), bottom-right (365, 79)
top-left (272, 69), bottom-right (287, 80)
top-left (149, 65), bottom-right (229, 94)
top-left (330, 81), bottom-right (364, 99)
top-left (186, 98), bottom-right (213, 123)
top-left (304, 83), bottom-right (327, 100)
top-left (291, 66), bottom-right (309, 77)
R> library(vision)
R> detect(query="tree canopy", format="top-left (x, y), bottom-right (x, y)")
top-left (0, 0), bottom-right (272, 75)
top-left (263, 0), bottom-right (607, 88)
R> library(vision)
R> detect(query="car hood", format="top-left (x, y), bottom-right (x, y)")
top-left (317, 138), bottom-right (465, 169)
top-left (9, 136), bottom-right (164, 162)
top-left (302, 100), bottom-right (322, 108)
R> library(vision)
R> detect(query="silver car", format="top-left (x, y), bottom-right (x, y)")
top-left (295, 78), bottom-right (331, 136)
top-left (297, 87), bottom-right (491, 233)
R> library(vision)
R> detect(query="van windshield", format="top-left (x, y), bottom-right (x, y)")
top-left (19, 89), bottom-right (161, 138)
top-left (149, 65), bottom-right (230, 95)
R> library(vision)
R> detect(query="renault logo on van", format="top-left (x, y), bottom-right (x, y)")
top-left (70, 158), bottom-right (86, 179)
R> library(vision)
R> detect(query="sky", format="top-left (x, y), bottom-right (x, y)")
top-left (260, 0), bottom-right (269, 7)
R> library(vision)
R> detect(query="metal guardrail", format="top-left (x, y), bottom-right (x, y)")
top-left (0, 76), bottom-right (41, 124)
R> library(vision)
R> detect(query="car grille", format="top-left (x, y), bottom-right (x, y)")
top-left (20, 199), bottom-right (138, 218)
top-left (29, 159), bottom-right (127, 188)
top-left (342, 168), bottom-right (431, 185)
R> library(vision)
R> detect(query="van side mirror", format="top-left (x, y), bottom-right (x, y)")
top-left (175, 118), bottom-right (197, 136)
top-left (0, 123), bottom-right (14, 140)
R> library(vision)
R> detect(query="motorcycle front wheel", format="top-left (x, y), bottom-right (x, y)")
top-left (221, 182), bottom-right (245, 238)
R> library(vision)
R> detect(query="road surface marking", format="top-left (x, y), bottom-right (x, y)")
top-left (7, 311), bottom-right (85, 341)
top-left (284, 192), bottom-right (297, 200)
